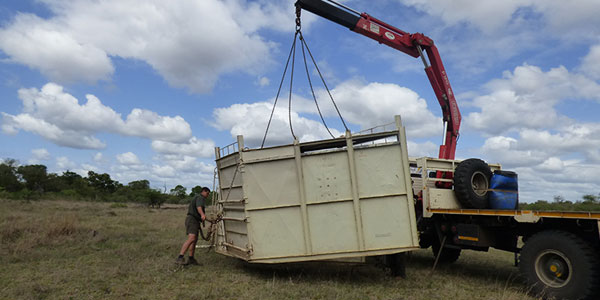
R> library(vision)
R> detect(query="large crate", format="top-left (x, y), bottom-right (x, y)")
top-left (214, 116), bottom-right (419, 263)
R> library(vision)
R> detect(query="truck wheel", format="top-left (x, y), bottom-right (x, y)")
top-left (453, 158), bottom-right (491, 209)
top-left (519, 230), bottom-right (600, 300)
top-left (432, 240), bottom-right (461, 263)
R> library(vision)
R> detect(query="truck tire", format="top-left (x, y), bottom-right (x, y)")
top-left (453, 158), bottom-right (491, 209)
top-left (519, 230), bottom-right (600, 300)
top-left (432, 240), bottom-right (461, 263)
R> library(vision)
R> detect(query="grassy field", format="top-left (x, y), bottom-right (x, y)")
top-left (0, 199), bottom-right (537, 300)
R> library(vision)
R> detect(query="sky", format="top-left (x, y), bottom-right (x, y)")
top-left (1, 0), bottom-right (600, 202)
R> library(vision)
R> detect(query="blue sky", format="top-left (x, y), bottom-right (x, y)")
top-left (1, 0), bottom-right (600, 202)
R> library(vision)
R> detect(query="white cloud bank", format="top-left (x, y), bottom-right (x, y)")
top-left (466, 64), bottom-right (600, 135)
top-left (151, 137), bottom-right (215, 158)
top-left (1, 82), bottom-right (195, 149)
top-left (212, 80), bottom-right (441, 148)
top-left (0, 0), bottom-right (311, 93)
top-left (581, 44), bottom-right (600, 81)
top-left (31, 148), bottom-right (50, 161)
top-left (400, 0), bottom-right (600, 35)
top-left (213, 102), bottom-right (343, 147)
top-left (116, 152), bottom-right (142, 166)
top-left (325, 81), bottom-right (441, 138)
top-left (465, 61), bottom-right (600, 201)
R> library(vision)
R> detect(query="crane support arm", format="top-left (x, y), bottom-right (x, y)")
top-left (296, 0), bottom-right (461, 160)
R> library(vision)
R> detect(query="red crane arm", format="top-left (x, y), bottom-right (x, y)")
top-left (296, 0), bottom-right (461, 160)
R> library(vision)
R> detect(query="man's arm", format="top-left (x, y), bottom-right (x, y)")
top-left (197, 206), bottom-right (206, 221)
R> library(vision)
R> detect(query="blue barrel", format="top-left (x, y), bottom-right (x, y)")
top-left (489, 170), bottom-right (518, 210)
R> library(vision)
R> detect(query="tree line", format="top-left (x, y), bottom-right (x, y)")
top-left (519, 195), bottom-right (600, 211)
top-left (1, 159), bottom-right (599, 211)
top-left (0, 159), bottom-right (216, 207)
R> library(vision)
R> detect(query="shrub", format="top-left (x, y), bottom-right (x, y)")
top-left (110, 203), bottom-right (127, 208)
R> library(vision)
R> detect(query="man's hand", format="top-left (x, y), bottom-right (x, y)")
top-left (201, 214), bottom-right (206, 222)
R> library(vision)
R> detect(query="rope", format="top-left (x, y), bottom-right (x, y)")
top-left (287, 32), bottom-right (298, 141)
top-left (299, 34), bottom-right (349, 132)
top-left (261, 8), bottom-right (349, 147)
top-left (299, 32), bottom-right (335, 139)
top-left (198, 215), bottom-right (222, 242)
top-left (261, 33), bottom-right (297, 148)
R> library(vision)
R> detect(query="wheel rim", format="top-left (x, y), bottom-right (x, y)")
top-left (470, 171), bottom-right (488, 196)
top-left (534, 249), bottom-right (572, 288)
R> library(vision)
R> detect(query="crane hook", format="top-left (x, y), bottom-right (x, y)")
top-left (295, 5), bottom-right (302, 32)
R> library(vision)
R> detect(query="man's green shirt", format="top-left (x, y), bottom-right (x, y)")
top-left (187, 195), bottom-right (206, 221)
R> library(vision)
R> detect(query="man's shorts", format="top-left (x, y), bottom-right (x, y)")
top-left (185, 215), bottom-right (200, 235)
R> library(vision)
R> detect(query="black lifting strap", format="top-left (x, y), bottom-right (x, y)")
top-left (261, 9), bottom-right (348, 148)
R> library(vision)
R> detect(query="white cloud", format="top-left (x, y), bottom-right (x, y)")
top-left (212, 79), bottom-right (440, 147)
top-left (80, 163), bottom-right (99, 173)
top-left (31, 148), bottom-right (50, 161)
top-left (400, 0), bottom-right (527, 34)
top-left (480, 135), bottom-right (546, 168)
top-left (530, 0), bottom-right (600, 36)
top-left (407, 140), bottom-right (438, 157)
top-left (535, 157), bottom-right (565, 172)
top-left (392, 1), bottom-right (600, 76)
top-left (93, 152), bottom-right (103, 162)
top-left (116, 152), bottom-right (142, 165)
top-left (17, 83), bottom-right (123, 133)
top-left (151, 137), bottom-right (215, 158)
top-left (156, 154), bottom-right (215, 174)
top-left (213, 102), bottom-right (343, 147)
top-left (1, 82), bottom-right (194, 148)
top-left (0, 14), bottom-right (113, 83)
top-left (107, 153), bottom-right (215, 191)
top-left (0, 0), bottom-right (311, 92)
top-left (152, 164), bottom-right (176, 178)
top-left (2, 112), bottom-right (106, 149)
top-left (460, 56), bottom-right (600, 202)
top-left (581, 44), bottom-right (600, 80)
top-left (56, 156), bottom-right (76, 170)
top-left (478, 132), bottom-right (600, 201)
top-left (122, 109), bottom-right (191, 143)
top-left (399, 0), bottom-right (600, 36)
top-left (465, 64), bottom-right (600, 135)
top-left (324, 80), bottom-right (441, 138)
top-left (257, 76), bottom-right (270, 87)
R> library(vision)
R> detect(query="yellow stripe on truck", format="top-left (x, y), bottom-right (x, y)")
top-left (458, 235), bottom-right (479, 242)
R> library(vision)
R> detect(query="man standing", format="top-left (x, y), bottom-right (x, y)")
top-left (176, 187), bottom-right (209, 265)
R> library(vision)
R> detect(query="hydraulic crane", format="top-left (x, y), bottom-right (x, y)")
top-left (295, 0), bottom-right (461, 160)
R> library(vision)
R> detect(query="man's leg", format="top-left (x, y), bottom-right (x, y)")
top-left (179, 234), bottom-right (197, 256)
top-left (188, 235), bottom-right (198, 257)
top-left (186, 229), bottom-right (200, 265)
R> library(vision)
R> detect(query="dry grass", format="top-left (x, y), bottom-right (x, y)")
top-left (0, 199), bottom-right (538, 300)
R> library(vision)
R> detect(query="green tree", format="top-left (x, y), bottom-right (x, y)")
top-left (44, 173), bottom-right (64, 192)
top-left (128, 180), bottom-right (150, 190)
top-left (87, 171), bottom-right (117, 194)
top-left (189, 185), bottom-right (203, 197)
top-left (170, 185), bottom-right (187, 198)
top-left (0, 159), bottom-right (22, 192)
top-left (60, 171), bottom-right (84, 187)
top-left (582, 194), bottom-right (599, 204)
top-left (553, 195), bottom-right (565, 204)
top-left (148, 189), bottom-right (165, 208)
top-left (17, 164), bottom-right (48, 192)
top-left (59, 170), bottom-right (93, 198)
